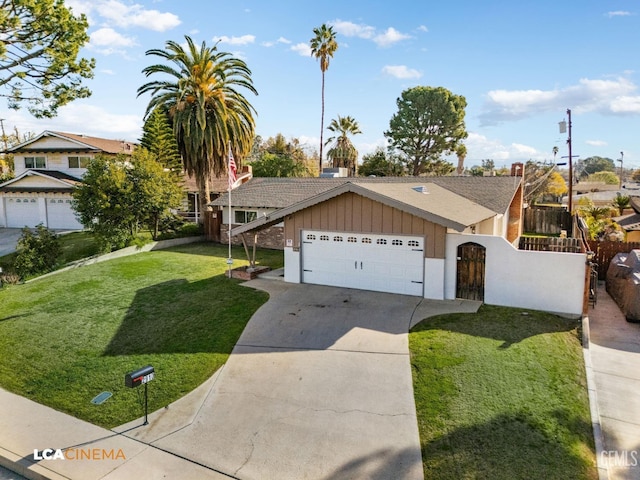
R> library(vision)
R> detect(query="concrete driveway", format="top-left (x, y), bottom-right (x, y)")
top-left (116, 279), bottom-right (480, 480)
top-left (0, 228), bottom-right (23, 257)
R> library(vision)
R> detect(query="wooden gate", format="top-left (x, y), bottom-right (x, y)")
top-left (456, 242), bottom-right (486, 301)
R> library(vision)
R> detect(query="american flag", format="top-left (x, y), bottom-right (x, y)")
top-left (228, 149), bottom-right (237, 188)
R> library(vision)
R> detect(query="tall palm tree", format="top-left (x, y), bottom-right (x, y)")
top-left (310, 24), bottom-right (338, 176)
top-left (325, 115), bottom-right (361, 177)
top-left (137, 36), bottom-right (258, 222)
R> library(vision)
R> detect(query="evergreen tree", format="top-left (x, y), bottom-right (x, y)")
top-left (139, 106), bottom-right (182, 174)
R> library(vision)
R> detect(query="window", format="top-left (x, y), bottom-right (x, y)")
top-left (408, 240), bottom-right (420, 247)
top-left (306, 234), bottom-right (316, 240)
top-left (376, 238), bottom-right (387, 245)
top-left (320, 235), bottom-right (329, 241)
top-left (68, 156), bottom-right (91, 168)
top-left (347, 236), bottom-right (357, 243)
top-left (362, 237), bottom-right (372, 244)
top-left (333, 236), bottom-right (343, 242)
top-left (25, 156), bottom-right (46, 168)
top-left (392, 239), bottom-right (403, 246)
top-left (234, 210), bottom-right (258, 223)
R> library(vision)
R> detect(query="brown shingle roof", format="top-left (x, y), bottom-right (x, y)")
top-left (211, 176), bottom-right (520, 214)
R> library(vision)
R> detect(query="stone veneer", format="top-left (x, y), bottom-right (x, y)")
top-left (220, 224), bottom-right (285, 250)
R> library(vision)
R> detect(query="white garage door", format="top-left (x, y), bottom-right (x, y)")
top-left (301, 230), bottom-right (424, 296)
top-left (6, 197), bottom-right (40, 228)
top-left (47, 198), bottom-right (82, 229)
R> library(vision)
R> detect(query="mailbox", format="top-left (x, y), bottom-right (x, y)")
top-left (125, 365), bottom-right (155, 388)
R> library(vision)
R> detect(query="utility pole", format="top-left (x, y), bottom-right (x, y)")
top-left (566, 109), bottom-right (573, 213)
top-left (618, 151), bottom-right (624, 189)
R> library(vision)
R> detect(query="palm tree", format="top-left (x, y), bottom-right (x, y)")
top-left (310, 24), bottom-right (338, 175)
top-left (455, 144), bottom-right (467, 176)
top-left (325, 115), bottom-right (361, 177)
top-left (137, 36), bottom-right (258, 222)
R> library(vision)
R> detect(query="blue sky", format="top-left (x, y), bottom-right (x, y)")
top-left (4, 0), bottom-right (639, 169)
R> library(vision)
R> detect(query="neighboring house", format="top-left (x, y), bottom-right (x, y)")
top-left (614, 195), bottom-right (640, 242)
top-left (181, 166), bottom-right (253, 223)
top-left (0, 131), bottom-right (135, 230)
top-left (217, 175), bottom-right (586, 317)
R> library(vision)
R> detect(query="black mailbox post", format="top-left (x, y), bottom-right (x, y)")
top-left (125, 365), bottom-right (154, 425)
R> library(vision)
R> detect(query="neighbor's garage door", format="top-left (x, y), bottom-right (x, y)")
top-left (47, 198), bottom-right (83, 229)
top-left (5, 197), bottom-right (40, 228)
top-left (301, 230), bottom-right (424, 296)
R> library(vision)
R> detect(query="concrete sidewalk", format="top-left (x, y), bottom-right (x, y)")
top-left (585, 283), bottom-right (640, 480)
top-left (0, 278), bottom-right (480, 480)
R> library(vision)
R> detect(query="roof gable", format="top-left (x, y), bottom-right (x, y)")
top-left (7, 131), bottom-right (135, 155)
top-left (0, 169), bottom-right (81, 191)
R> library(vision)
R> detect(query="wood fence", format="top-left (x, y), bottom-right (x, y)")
top-left (586, 240), bottom-right (640, 280)
top-left (524, 207), bottom-right (573, 235)
top-left (518, 237), bottom-right (583, 253)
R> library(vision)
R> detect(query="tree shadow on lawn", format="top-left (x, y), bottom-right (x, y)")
top-left (421, 409), bottom-right (596, 480)
top-left (412, 304), bottom-right (580, 349)
top-left (102, 274), bottom-right (263, 356)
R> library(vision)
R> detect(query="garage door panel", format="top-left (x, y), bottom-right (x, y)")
top-left (47, 198), bottom-right (82, 229)
top-left (301, 230), bottom-right (424, 297)
top-left (6, 198), bottom-right (40, 228)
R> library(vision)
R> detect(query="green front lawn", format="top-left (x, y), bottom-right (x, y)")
top-left (410, 305), bottom-right (596, 480)
top-left (0, 243), bottom-right (283, 428)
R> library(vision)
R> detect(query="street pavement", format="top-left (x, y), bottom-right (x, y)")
top-left (586, 283), bottom-right (640, 480)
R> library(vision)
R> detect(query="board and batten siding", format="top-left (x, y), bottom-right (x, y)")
top-left (283, 192), bottom-right (446, 258)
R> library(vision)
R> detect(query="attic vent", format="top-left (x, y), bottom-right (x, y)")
top-left (412, 185), bottom-right (429, 194)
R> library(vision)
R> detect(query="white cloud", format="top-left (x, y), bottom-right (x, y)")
top-left (607, 11), bottom-right (632, 18)
top-left (418, 25), bottom-right (429, 32)
top-left (330, 20), bottom-right (375, 39)
top-left (101, 69), bottom-right (115, 75)
top-left (463, 132), bottom-right (545, 163)
top-left (214, 34), bottom-right (256, 46)
top-left (373, 27), bottom-right (412, 47)
top-left (382, 65), bottom-right (422, 79)
top-left (89, 27), bottom-right (137, 48)
top-left (277, 37), bottom-right (291, 45)
top-left (330, 19), bottom-right (410, 47)
top-left (7, 104), bottom-right (142, 141)
top-left (480, 76), bottom-right (640, 125)
top-left (586, 140), bottom-right (608, 147)
top-left (291, 43), bottom-right (311, 56)
top-left (95, 0), bottom-right (180, 32)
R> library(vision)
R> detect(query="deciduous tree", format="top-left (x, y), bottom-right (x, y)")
top-left (0, 0), bottom-right (95, 117)
top-left (358, 148), bottom-right (405, 177)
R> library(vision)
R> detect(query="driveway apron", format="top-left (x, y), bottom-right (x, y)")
top-left (126, 281), bottom-right (427, 479)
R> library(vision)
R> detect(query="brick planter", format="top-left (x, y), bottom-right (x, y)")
top-left (229, 266), bottom-right (271, 280)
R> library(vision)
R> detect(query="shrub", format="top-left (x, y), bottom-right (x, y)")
top-left (14, 225), bottom-right (62, 277)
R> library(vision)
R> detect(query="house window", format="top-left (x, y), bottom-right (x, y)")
top-left (306, 234), bottom-right (316, 240)
top-left (408, 240), bottom-right (420, 247)
top-left (320, 235), bottom-right (329, 241)
top-left (25, 156), bottom-right (46, 168)
top-left (347, 236), bottom-right (357, 243)
top-left (68, 156), bottom-right (91, 168)
top-left (234, 210), bottom-right (257, 224)
top-left (333, 236), bottom-right (343, 242)
top-left (392, 239), bottom-right (403, 246)
top-left (362, 237), bottom-right (372, 244)
top-left (376, 238), bottom-right (387, 245)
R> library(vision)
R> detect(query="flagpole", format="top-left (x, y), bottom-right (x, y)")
top-left (227, 141), bottom-right (232, 278)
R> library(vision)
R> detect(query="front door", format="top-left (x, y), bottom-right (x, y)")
top-left (456, 242), bottom-right (486, 301)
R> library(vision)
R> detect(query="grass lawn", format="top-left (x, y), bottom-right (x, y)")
top-left (0, 242), bottom-right (283, 428)
top-left (410, 305), bottom-right (596, 480)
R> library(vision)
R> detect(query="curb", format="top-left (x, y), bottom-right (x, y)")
top-left (582, 314), bottom-right (610, 480)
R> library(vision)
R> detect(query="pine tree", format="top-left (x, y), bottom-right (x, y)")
top-left (139, 106), bottom-right (182, 175)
